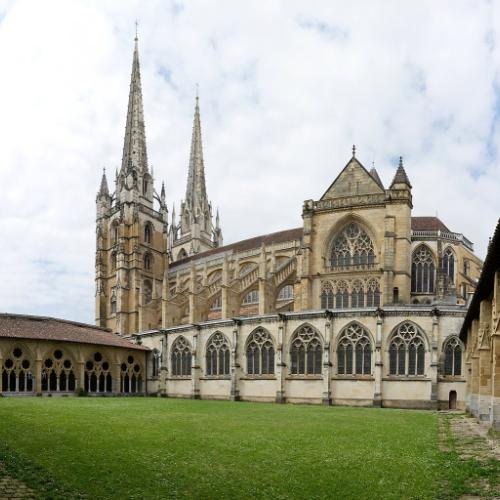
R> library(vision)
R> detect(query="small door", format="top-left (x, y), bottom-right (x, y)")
top-left (449, 390), bottom-right (457, 410)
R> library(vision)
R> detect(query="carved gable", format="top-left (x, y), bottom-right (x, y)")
top-left (321, 158), bottom-right (384, 200)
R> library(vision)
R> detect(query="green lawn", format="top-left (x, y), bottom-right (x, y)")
top-left (0, 398), bottom-right (448, 499)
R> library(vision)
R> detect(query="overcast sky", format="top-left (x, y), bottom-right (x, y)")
top-left (0, 0), bottom-right (499, 324)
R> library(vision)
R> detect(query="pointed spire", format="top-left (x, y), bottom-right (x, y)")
top-left (369, 167), bottom-right (384, 189)
top-left (161, 181), bottom-right (166, 202)
top-left (184, 94), bottom-right (208, 210)
top-left (99, 168), bottom-right (110, 197)
top-left (120, 34), bottom-right (148, 175)
top-left (390, 156), bottom-right (412, 188)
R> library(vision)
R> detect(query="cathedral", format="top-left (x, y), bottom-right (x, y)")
top-left (91, 36), bottom-right (484, 408)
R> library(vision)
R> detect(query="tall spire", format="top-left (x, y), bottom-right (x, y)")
top-left (390, 156), bottom-right (412, 188)
top-left (184, 95), bottom-right (208, 211)
top-left (98, 168), bottom-right (109, 197)
top-left (120, 35), bottom-right (148, 175)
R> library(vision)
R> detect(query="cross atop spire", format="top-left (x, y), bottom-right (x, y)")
top-left (98, 167), bottom-right (109, 197)
top-left (135, 20), bottom-right (139, 41)
top-left (352, 144), bottom-right (356, 157)
top-left (120, 36), bottom-right (148, 176)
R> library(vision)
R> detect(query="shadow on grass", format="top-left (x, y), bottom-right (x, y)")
top-left (0, 445), bottom-right (86, 500)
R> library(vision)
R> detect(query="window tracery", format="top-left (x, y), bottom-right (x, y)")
top-left (351, 280), bottom-right (364, 308)
top-left (290, 325), bottom-right (323, 375)
top-left (411, 245), bottom-right (435, 293)
top-left (334, 280), bottom-right (349, 309)
top-left (246, 329), bottom-right (275, 375)
top-left (85, 352), bottom-right (112, 393)
top-left (444, 337), bottom-right (462, 376)
top-left (366, 279), bottom-right (381, 307)
top-left (242, 290), bottom-right (259, 305)
top-left (389, 323), bottom-right (426, 376)
top-left (206, 332), bottom-right (230, 376)
top-left (337, 323), bottom-right (372, 375)
top-left (120, 355), bottom-right (143, 393)
top-left (171, 336), bottom-right (192, 376)
top-left (210, 295), bottom-right (222, 311)
top-left (277, 285), bottom-right (294, 301)
top-left (320, 282), bottom-right (334, 309)
top-left (1, 347), bottom-right (33, 393)
top-left (330, 223), bottom-right (375, 268)
top-left (442, 248), bottom-right (455, 284)
top-left (41, 349), bottom-right (76, 392)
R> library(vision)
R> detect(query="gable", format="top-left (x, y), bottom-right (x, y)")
top-left (321, 157), bottom-right (385, 200)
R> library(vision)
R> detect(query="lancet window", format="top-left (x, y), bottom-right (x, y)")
top-left (246, 328), bottom-right (275, 375)
top-left (121, 355), bottom-right (143, 393)
top-left (144, 253), bottom-right (152, 270)
top-left (351, 280), bottom-right (365, 308)
top-left (320, 282), bottom-right (334, 309)
top-left (444, 337), bottom-right (462, 376)
top-left (442, 248), bottom-right (455, 284)
top-left (366, 279), bottom-right (381, 307)
top-left (337, 323), bottom-right (372, 375)
top-left (41, 349), bottom-right (76, 392)
top-left (290, 325), bottom-right (323, 375)
top-left (171, 336), bottom-right (192, 376)
top-left (389, 323), bottom-right (426, 376)
top-left (335, 280), bottom-right (349, 309)
top-left (330, 223), bottom-right (375, 269)
top-left (85, 352), bottom-right (112, 393)
top-left (144, 223), bottom-right (152, 244)
top-left (206, 332), bottom-right (230, 376)
top-left (411, 245), bottom-right (435, 293)
top-left (1, 347), bottom-right (33, 393)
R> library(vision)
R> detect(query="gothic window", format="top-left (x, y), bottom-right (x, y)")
top-left (144, 253), bottom-right (152, 270)
top-left (239, 262), bottom-right (258, 277)
top-left (246, 328), bottom-right (275, 375)
top-left (110, 292), bottom-right (117, 314)
top-left (171, 336), bottom-right (192, 376)
top-left (143, 280), bottom-right (153, 304)
top-left (411, 245), bottom-right (435, 293)
top-left (389, 323), bottom-right (426, 376)
top-left (290, 325), bottom-right (323, 375)
top-left (351, 280), bottom-right (365, 308)
top-left (337, 323), bottom-right (372, 375)
top-left (120, 355), bottom-right (143, 393)
top-left (334, 280), bottom-right (349, 309)
top-left (177, 248), bottom-right (188, 261)
top-left (366, 279), bottom-right (381, 307)
top-left (277, 285), bottom-right (294, 301)
top-left (144, 223), bottom-right (152, 244)
top-left (110, 252), bottom-right (117, 271)
top-left (330, 223), bottom-right (375, 268)
top-left (143, 177), bottom-right (149, 195)
top-left (206, 332), bottom-right (230, 376)
top-left (320, 282), bottom-right (334, 309)
top-left (41, 349), bottom-right (76, 392)
top-left (1, 348), bottom-right (34, 393)
top-left (242, 290), bottom-right (259, 305)
top-left (111, 222), bottom-right (119, 244)
top-left (210, 295), bottom-right (222, 311)
top-left (444, 337), bottom-right (462, 376)
top-left (442, 248), bottom-right (455, 283)
top-left (85, 352), bottom-right (113, 393)
top-left (463, 259), bottom-right (470, 276)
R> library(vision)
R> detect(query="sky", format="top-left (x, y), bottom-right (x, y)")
top-left (0, 0), bottom-right (499, 324)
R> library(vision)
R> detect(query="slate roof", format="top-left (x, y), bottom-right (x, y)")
top-left (171, 227), bottom-right (304, 268)
top-left (0, 314), bottom-right (149, 350)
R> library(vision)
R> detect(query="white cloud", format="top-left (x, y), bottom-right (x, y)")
top-left (0, 0), bottom-right (498, 323)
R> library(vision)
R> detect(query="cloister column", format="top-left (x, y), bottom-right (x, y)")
top-left (77, 361), bottom-right (85, 392)
top-left (230, 322), bottom-right (241, 401)
top-left (35, 358), bottom-right (42, 394)
top-left (112, 363), bottom-right (121, 393)
top-left (373, 311), bottom-right (383, 407)
top-left (470, 320), bottom-right (480, 416)
top-left (275, 315), bottom-right (286, 403)
top-left (322, 314), bottom-right (333, 405)
top-left (191, 331), bottom-right (201, 399)
top-left (430, 310), bottom-right (439, 410)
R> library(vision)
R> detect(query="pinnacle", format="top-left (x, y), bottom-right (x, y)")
top-left (99, 168), bottom-right (109, 197)
top-left (369, 167), bottom-right (384, 189)
top-left (390, 156), bottom-right (412, 188)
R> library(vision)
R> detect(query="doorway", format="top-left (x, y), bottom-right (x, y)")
top-left (449, 390), bottom-right (457, 410)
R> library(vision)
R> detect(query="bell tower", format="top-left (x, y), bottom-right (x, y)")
top-left (95, 35), bottom-right (168, 334)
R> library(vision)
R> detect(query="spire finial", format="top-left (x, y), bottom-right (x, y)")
top-left (352, 144), bottom-right (356, 157)
top-left (135, 20), bottom-right (139, 41)
top-left (399, 156), bottom-right (403, 168)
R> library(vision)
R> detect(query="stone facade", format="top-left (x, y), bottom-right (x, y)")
top-left (95, 38), bottom-right (483, 408)
top-left (461, 220), bottom-right (500, 428)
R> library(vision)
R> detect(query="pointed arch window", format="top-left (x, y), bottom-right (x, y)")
top-left (144, 253), bottom-right (152, 271)
top-left (337, 324), bottom-right (372, 375)
top-left (111, 221), bottom-right (119, 244)
top-left (389, 323), bottom-right (426, 376)
top-left (411, 245), bottom-right (435, 293)
top-left (144, 223), bottom-right (152, 244)
top-left (351, 280), bottom-right (365, 308)
top-left (110, 252), bottom-right (117, 272)
top-left (85, 352), bottom-right (113, 393)
top-left (120, 355), bottom-right (143, 393)
top-left (334, 280), bottom-right (349, 309)
top-left (330, 223), bottom-right (375, 269)
top-left (277, 285), bottom-right (294, 301)
top-left (320, 282), bottom-right (334, 309)
top-left (171, 336), bottom-right (192, 376)
top-left (246, 329), bottom-right (275, 375)
top-left (110, 292), bottom-right (117, 314)
top-left (242, 290), bottom-right (259, 305)
top-left (210, 295), bottom-right (222, 311)
top-left (1, 348), bottom-right (34, 393)
top-left (366, 279), bottom-right (381, 307)
top-left (143, 279), bottom-right (152, 304)
top-left (442, 248), bottom-right (455, 284)
top-left (444, 337), bottom-right (462, 376)
top-left (290, 325), bottom-right (323, 375)
top-left (206, 332), bottom-right (230, 376)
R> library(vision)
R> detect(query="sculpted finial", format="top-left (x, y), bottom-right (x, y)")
top-left (135, 20), bottom-right (139, 41)
top-left (352, 144), bottom-right (356, 157)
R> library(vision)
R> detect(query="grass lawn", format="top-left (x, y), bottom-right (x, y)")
top-left (0, 398), bottom-right (454, 499)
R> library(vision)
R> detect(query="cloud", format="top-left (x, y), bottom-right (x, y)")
top-left (0, 0), bottom-right (499, 323)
